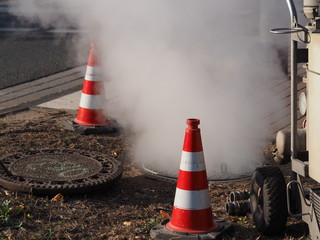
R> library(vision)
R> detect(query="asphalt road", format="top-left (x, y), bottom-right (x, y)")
top-left (0, 31), bottom-right (87, 90)
top-left (0, 2), bottom-right (88, 90)
top-left (0, 4), bottom-right (91, 114)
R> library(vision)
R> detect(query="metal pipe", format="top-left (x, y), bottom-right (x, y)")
top-left (286, 180), bottom-right (311, 217)
top-left (286, 0), bottom-right (298, 26)
top-left (225, 200), bottom-right (251, 216)
top-left (291, 39), bottom-right (298, 160)
top-left (287, 0), bottom-right (300, 214)
top-left (286, 0), bottom-right (299, 160)
top-left (229, 191), bottom-right (250, 202)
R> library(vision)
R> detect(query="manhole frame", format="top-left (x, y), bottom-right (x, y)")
top-left (0, 148), bottom-right (122, 195)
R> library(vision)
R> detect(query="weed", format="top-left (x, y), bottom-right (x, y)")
top-left (0, 118), bottom-right (8, 128)
top-left (142, 217), bottom-right (161, 233)
top-left (0, 199), bottom-right (11, 222)
top-left (61, 135), bottom-right (76, 142)
top-left (33, 230), bottom-right (54, 240)
top-left (0, 199), bottom-right (25, 229)
top-left (44, 228), bottom-right (54, 240)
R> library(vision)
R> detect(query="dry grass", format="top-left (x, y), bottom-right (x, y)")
top-left (0, 107), bottom-right (315, 240)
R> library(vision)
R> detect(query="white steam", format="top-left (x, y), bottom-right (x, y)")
top-left (11, 0), bottom-right (290, 176)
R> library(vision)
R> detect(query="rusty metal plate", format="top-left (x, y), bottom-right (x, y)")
top-left (0, 149), bottom-right (122, 195)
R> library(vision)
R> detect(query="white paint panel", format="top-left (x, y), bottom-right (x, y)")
top-left (179, 151), bottom-right (206, 172)
top-left (307, 33), bottom-right (320, 182)
top-left (79, 93), bottom-right (105, 109)
top-left (173, 188), bottom-right (210, 210)
top-left (85, 66), bottom-right (102, 81)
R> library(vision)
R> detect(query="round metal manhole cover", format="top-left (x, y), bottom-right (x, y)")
top-left (0, 149), bottom-right (122, 195)
top-left (10, 154), bottom-right (103, 181)
top-left (142, 162), bottom-right (253, 183)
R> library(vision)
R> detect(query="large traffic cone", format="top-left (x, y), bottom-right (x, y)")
top-left (166, 118), bottom-right (219, 233)
top-left (62, 44), bottom-right (118, 134)
top-left (150, 119), bottom-right (231, 239)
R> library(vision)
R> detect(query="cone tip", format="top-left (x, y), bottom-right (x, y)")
top-left (87, 43), bottom-right (98, 67)
top-left (186, 119), bottom-right (200, 127)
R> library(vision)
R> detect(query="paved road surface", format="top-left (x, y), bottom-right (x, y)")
top-left (0, 31), bottom-right (88, 90)
top-left (0, 1), bottom-right (91, 114)
top-left (0, 1), bottom-right (89, 90)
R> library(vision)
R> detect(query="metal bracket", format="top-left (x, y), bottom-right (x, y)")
top-left (287, 180), bottom-right (311, 217)
top-left (292, 158), bottom-right (309, 177)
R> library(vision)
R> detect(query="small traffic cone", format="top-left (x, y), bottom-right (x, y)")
top-left (150, 119), bottom-right (231, 239)
top-left (62, 44), bottom-right (118, 134)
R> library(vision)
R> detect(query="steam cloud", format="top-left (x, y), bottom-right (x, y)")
top-left (10, 0), bottom-right (290, 177)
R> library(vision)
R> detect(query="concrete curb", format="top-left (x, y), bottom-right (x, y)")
top-left (0, 66), bottom-right (85, 116)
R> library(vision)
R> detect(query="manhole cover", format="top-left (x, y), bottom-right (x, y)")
top-left (0, 149), bottom-right (122, 195)
top-left (10, 154), bottom-right (103, 181)
top-left (142, 162), bottom-right (252, 183)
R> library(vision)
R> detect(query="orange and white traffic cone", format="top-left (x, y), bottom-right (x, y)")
top-left (166, 118), bottom-right (219, 233)
top-left (150, 119), bottom-right (231, 239)
top-left (62, 44), bottom-right (118, 134)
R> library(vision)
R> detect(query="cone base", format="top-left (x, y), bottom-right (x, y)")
top-left (150, 219), bottom-right (232, 240)
top-left (62, 118), bottom-right (119, 135)
top-left (74, 107), bottom-right (111, 126)
top-left (166, 221), bottom-right (219, 234)
top-left (166, 207), bottom-right (219, 234)
top-left (73, 118), bottom-right (111, 126)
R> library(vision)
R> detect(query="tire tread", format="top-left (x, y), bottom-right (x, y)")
top-left (250, 166), bottom-right (287, 235)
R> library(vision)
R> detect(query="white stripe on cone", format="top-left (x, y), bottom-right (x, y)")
top-left (179, 151), bottom-right (206, 172)
top-left (173, 188), bottom-right (211, 210)
top-left (79, 93), bottom-right (105, 109)
top-left (85, 66), bottom-right (102, 81)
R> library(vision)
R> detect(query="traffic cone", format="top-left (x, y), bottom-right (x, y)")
top-left (150, 119), bottom-right (231, 239)
top-left (74, 43), bottom-right (109, 126)
top-left (167, 118), bottom-right (219, 233)
top-left (62, 44), bottom-right (118, 134)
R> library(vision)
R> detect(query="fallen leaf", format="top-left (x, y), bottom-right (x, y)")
top-left (123, 221), bottom-right (132, 226)
top-left (4, 229), bottom-right (13, 240)
top-left (18, 204), bottom-right (25, 210)
top-left (51, 193), bottom-right (64, 202)
top-left (160, 210), bottom-right (170, 219)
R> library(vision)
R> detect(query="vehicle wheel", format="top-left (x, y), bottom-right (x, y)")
top-left (250, 166), bottom-right (287, 235)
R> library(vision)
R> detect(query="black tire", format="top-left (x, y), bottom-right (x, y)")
top-left (250, 166), bottom-right (288, 235)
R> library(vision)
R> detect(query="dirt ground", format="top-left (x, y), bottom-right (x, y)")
top-left (0, 107), bottom-right (312, 240)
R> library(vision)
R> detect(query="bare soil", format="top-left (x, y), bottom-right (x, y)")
top-left (0, 107), bottom-right (312, 240)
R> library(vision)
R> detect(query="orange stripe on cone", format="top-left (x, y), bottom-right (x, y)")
top-left (167, 207), bottom-right (215, 233)
top-left (74, 107), bottom-right (111, 126)
top-left (183, 119), bottom-right (203, 152)
top-left (82, 80), bottom-right (104, 95)
top-left (87, 43), bottom-right (98, 67)
top-left (166, 118), bottom-right (219, 234)
top-left (176, 170), bottom-right (208, 191)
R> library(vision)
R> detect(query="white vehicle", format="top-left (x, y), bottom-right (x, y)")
top-left (250, 1), bottom-right (320, 239)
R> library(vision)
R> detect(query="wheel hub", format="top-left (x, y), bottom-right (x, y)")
top-left (257, 187), bottom-right (264, 212)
